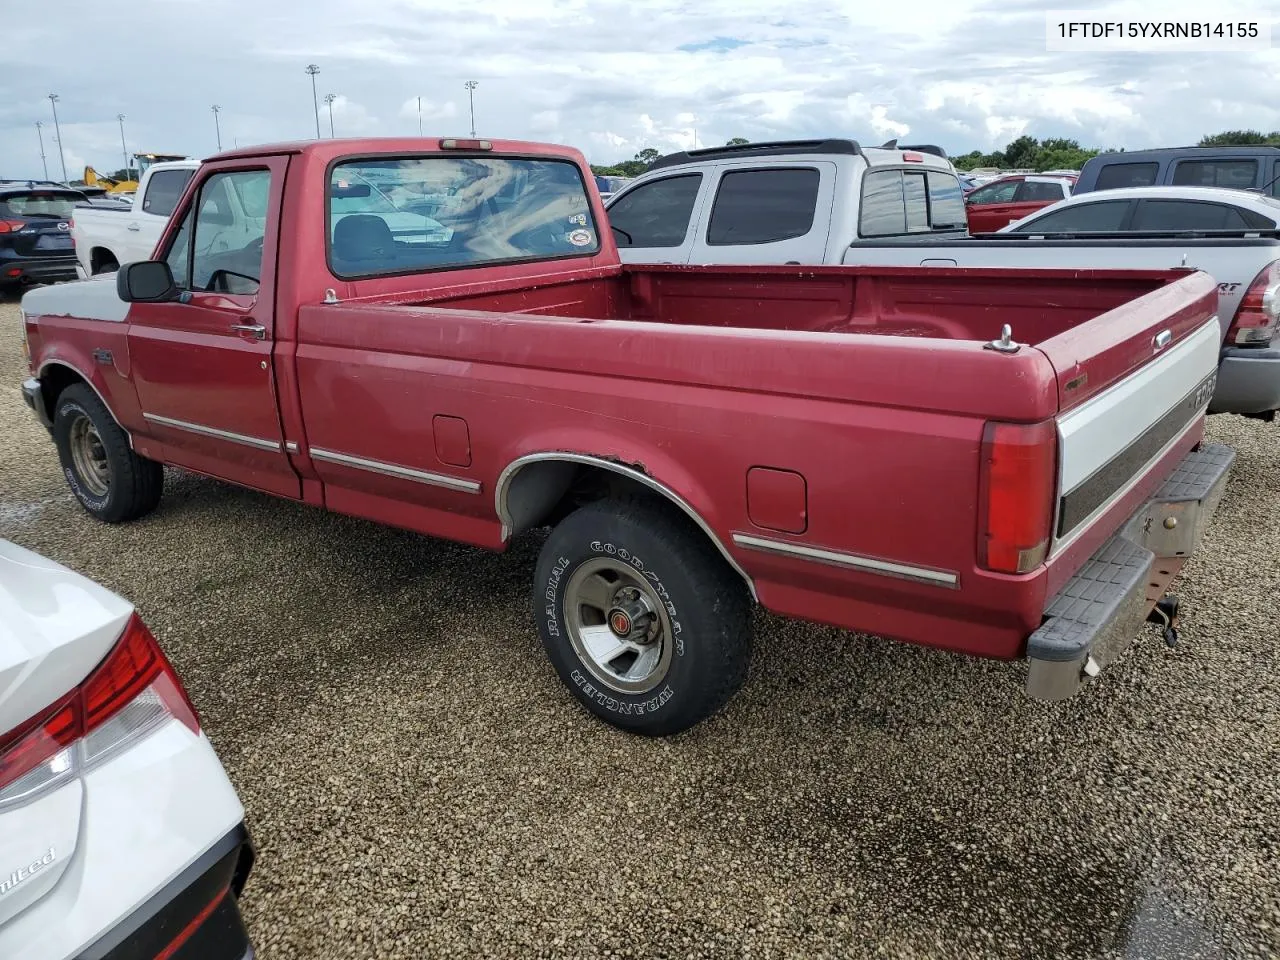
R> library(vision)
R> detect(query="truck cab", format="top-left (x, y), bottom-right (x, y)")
top-left (603, 139), bottom-right (969, 265)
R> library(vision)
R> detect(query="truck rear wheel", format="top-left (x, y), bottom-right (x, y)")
top-left (52, 384), bottom-right (163, 523)
top-left (533, 498), bottom-right (752, 736)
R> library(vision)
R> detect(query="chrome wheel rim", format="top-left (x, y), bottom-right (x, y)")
top-left (68, 415), bottom-right (110, 498)
top-left (564, 557), bottom-right (674, 695)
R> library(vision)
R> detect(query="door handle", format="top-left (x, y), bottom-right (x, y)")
top-left (230, 323), bottom-right (266, 341)
top-left (127, 223), bottom-right (140, 231)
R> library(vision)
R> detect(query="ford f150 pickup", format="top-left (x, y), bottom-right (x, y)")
top-left (607, 140), bottom-right (1280, 420)
top-left (18, 136), bottom-right (1234, 736)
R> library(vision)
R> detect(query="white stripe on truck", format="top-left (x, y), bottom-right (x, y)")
top-left (1052, 317), bottom-right (1221, 551)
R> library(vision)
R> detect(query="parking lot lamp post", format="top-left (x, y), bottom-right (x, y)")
top-left (35, 121), bottom-right (49, 180)
top-left (324, 94), bottom-right (337, 137)
top-left (465, 80), bottom-right (478, 137)
top-left (306, 64), bottom-right (321, 138)
top-left (212, 105), bottom-right (222, 151)
top-left (48, 94), bottom-right (67, 183)
top-left (116, 114), bottom-right (129, 178)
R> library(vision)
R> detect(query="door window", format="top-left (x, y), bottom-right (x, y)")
top-left (1171, 159), bottom-right (1258, 189)
top-left (1131, 200), bottom-right (1270, 231)
top-left (706, 168), bottom-right (820, 245)
top-left (966, 180), bottom-right (1019, 205)
top-left (607, 174), bottom-right (702, 247)
top-left (1013, 200), bottom-right (1131, 232)
top-left (141, 169), bottom-right (195, 218)
top-left (162, 169), bottom-right (270, 294)
top-left (1093, 162), bottom-right (1158, 190)
top-left (1015, 181), bottom-right (1066, 202)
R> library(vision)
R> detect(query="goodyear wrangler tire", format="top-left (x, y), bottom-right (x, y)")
top-left (534, 498), bottom-right (752, 736)
top-left (52, 384), bottom-right (163, 523)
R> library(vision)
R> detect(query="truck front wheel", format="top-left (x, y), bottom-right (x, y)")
top-left (52, 384), bottom-right (163, 523)
top-left (533, 498), bottom-right (752, 736)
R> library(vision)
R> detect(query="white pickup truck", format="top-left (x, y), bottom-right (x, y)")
top-left (71, 161), bottom-right (199, 277)
top-left (605, 141), bottom-right (1280, 419)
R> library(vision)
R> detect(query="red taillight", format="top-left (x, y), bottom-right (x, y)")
top-left (0, 694), bottom-right (81, 797)
top-left (902, 151), bottom-right (925, 162)
top-left (978, 420), bottom-right (1058, 574)
top-left (82, 614), bottom-right (199, 733)
top-left (0, 220), bottom-right (26, 233)
top-left (0, 614), bottom-right (199, 797)
top-left (1226, 260), bottom-right (1280, 347)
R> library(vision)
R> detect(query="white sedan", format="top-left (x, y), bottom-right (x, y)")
top-left (0, 539), bottom-right (255, 960)
top-left (998, 184), bottom-right (1280, 233)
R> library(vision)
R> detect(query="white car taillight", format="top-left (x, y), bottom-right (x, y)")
top-left (1226, 260), bottom-right (1280, 346)
top-left (0, 615), bottom-right (200, 807)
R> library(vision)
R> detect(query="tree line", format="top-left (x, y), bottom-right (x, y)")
top-left (592, 131), bottom-right (1280, 178)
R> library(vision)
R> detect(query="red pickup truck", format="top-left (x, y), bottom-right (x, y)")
top-left (18, 137), bottom-right (1233, 736)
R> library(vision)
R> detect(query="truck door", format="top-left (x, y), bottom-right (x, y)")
top-left (686, 162), bottom-right (835, 264)
top-left (964, 178), bottom-right (1020, 233)
top-left (125, 156), bottom-right (300, 499)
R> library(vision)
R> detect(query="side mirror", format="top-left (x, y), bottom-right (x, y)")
top-left (116, 260), bottom-right (177, 303)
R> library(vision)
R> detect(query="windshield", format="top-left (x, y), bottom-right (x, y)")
top-left (328, 156), bottom-right (600, 278)
top-left (0, 191), bottom-right (81, 218)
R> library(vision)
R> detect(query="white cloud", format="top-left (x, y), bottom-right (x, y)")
top-left (1, 0), bottom-right (1278, 180)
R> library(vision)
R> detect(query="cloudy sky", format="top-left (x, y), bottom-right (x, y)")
top-left (2, 0), bottom-right (1279, 180)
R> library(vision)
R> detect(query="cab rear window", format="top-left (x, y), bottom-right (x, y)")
top-left (859, 168), bottom-right (966, 237)
top-left (327, 156), bottom-right (599, 279)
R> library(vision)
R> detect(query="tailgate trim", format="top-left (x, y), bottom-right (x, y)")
top-left (1057, 369), bottom-right (1217, 538)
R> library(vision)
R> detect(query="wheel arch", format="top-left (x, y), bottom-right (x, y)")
top-left (496, 451), bottom-right (757, 601)
top-left (37, 360), bottom-right (132, 443)
top-left (90, 247), bottom-right (120, 273)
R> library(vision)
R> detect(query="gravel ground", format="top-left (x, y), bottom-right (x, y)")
top-left (2, 293), bottom-right (1278, 959)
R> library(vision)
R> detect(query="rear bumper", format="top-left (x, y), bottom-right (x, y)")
top-left (1, 256), bottom-right (79, 285)
top-left (77, 824), bottom-right (255, 960)
top-left (22, 377), bottom-right (52, 430)
top-left (1208, 346), bottom-right (1280, 416)
top-left (1025, 441), bottom-right (1234, 700)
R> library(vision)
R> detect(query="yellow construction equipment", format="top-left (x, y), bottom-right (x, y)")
top-left (82, 154), bottom-right (189, 194)
top-left (82, 166), bottom-right (136, 194)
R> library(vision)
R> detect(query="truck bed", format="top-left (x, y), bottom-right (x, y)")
top-left (377, 262), bottom-right (1199, 346)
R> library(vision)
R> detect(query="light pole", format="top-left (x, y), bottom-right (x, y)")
top-left (417, 96), bottom-right (423, 136)
top-left (35, 121), bottom-right (49, 180)
top-left (324, 94), bottom-right (337, 138)
top-left (464, 80), bottom-right (478, 137)
top-left (305, 64), bottom-right (321, 138)
top-left (47, 94), bottom-right (67, 183)
top-left (211, 105), bottom-right (222, 150)
top-left (116, 114), bottom-right (129, 179)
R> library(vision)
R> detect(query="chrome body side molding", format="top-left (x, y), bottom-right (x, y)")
top-left (308, 447), bottom-right (481, 493)
top-left (731, 532), bottom-right (959, 587)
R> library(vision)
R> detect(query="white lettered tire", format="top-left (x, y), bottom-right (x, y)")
top-left (533, 498), bottom-right (752, 735)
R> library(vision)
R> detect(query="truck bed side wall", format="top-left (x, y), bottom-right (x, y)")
top-left (292, 300), bottom-right (1064, 658)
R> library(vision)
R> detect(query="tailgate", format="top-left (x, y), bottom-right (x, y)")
top-left (1037, 271), bottom-right (1221, 551)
